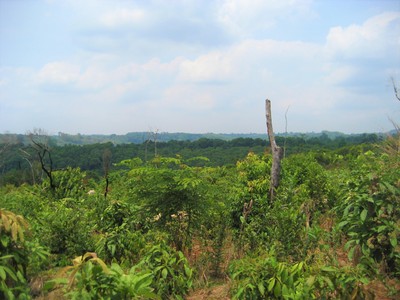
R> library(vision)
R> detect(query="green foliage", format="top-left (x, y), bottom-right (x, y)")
top-left (308, 264), bottom-right (373, 299)
top-left (125, 156), bottom-right (211, 251)
top-left (95, 222), bottom-right (145, 265)
top-left (229, 253), bottom-right (373, 300)
top-left (1, 133), bottom-right (380, 186)
top-left (0, 185), bottom-right (43, 221)
top-left (337, 151), bottom-right (400, 275)
top-left (230, 152), bottom-right (271, 229)
top-left (41, 167), bottom-right (87, 200)
top-left (49, 252), bottom-right (158, 300)
top-left (36, 197), bottom-right (96, 259)
top-left (140, 243), bottom-right (193, 299)
top-left (0, 135), bottom-right (399, 299)
top-left (51, 246), bottom-right (193, 300)
top-left (0, 209), bottom-right (30, 299)
top-left (280, 153), bottom-right (331, 206)
top-left (229, 254), bottom-right (312, 299)
top-left (0, 209), bottom-right (49, 299)
top-left (230, 153), bottom-right (333, 258)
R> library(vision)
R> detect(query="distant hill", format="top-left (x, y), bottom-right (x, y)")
top-left (0, 130), bottom-right (389, 146)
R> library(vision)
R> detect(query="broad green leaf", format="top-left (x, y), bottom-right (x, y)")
top-left (0, 235), bottom-right (8, 247)
top-left (282, 284), bottom-right (289, 296)
top-left (360, 209), bottom-right (367, 222)
top-left (268, 277), bottom-right (276, 292)
top-left (344, 240), bottom-right (354, 250)
top-left (161, 268), bottom-right (168, 279)
top-left (348, 246), bottom-right (356, 261)
top-left (306, 275), bottom-right (315, 287)
top-left (320, 266), bottom-right (336, 272)
top-left (235, 287), bottom-right (244, 300)
top-left (2, 265), bottom-right (17, 281)
top-left (110, 263), bottom-right (124, 275)
top-left (337, 220), bottom-right (349, 228)
top-left (376, 225), bottom-right (387, 233)
top-left (273, 281), bottom-right (281, 297)
top-left (132, 273), bottom-right (153, 290)
top-left (258, 282), bottom-right (265, 295)
top-left (390, 237), bottom-right (398, 247)
top-left (184, 265), bottom-right (192, 277)
top-left (16, 270), bottom-right (25, 282)
top-left (359, 277), bottom-right (370, 284)
top-left (361, 244), bottom-right (370, 256)
top-left (324, 277), bottom-right (334, 289)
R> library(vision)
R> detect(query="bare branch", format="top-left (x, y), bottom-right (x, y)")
top-left (19, 149), bottom-right (36, 184)
top-left (391, 77), bottom-right (400, 101)
top-left (28, 129), bottom-right (55, 189)
top-left (283, 105), bottom-right (290, 158)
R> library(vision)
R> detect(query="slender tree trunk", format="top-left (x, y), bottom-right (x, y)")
top-left (265, 99), bottom-right (283, 202)
top-left (102, 149), bottom-right (112, 199)
top-left (391, 77), bottom-right (400, 101)
top-left (32, 141), bottom-right (54, 189)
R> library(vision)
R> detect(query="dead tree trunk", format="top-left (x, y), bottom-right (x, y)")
top-left (265, 99), bottom-right (283, 202)
top-left (29, 131), bottom-right (55, 190)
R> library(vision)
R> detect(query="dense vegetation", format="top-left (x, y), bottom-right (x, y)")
top-left (0, 131), bottom-right (398, 299)
top-left (0, 132), bottom-right (380, 186)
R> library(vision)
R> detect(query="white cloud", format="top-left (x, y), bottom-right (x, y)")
top-left (163, 85), bottom-right (216, 110)
top-left (100, 8), bottom-right (146, 27)
top-left (322, 12), bottom-right (400, 98)
top-left (217, 0), bottom-right (314, 37)
top-left (322, 65), bottom-right (357, 85)
top-left (36, 62), bottom-right (81, 85)
top-left (326, 12), bottom-right (400, 60)
top-left (178, 52), bottom-right (233, 83)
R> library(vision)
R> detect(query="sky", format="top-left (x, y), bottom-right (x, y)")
top-left (0, 0), bottom-right (399, 135)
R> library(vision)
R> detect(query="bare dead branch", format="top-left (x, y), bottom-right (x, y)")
top-left (265, 99), bottom-right (283, 202)
top-left (391, 77), bottom-right (400, 101)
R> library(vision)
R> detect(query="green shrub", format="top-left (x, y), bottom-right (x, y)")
top-left (0, 209), bottom-right (48, 299)
top-left (36, 198), bottom-right (95, 260)
top-left (48, 252), bottom-right (158, 300)
top-left (140, 243), bottom-right (193, 299)
top-left (229, 252), bottom-right (372, 300)
top-left (337, 151), bottom-right (400, 276)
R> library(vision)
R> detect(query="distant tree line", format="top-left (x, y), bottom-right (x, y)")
top-left (0, 133), bottom-right (381, 186)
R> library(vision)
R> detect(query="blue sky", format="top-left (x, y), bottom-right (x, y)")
top-left (1, 0), bottom-right (399, 135)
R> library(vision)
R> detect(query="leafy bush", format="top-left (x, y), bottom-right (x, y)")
top-left (229, 252), bottom-right (372, 299)
top-left (124, 156), bottom-right (211, 251)
top-left (40, 167), bottom-right (87, 200)
top-left (49, 252), bottom-right (158, 299)
top-left (36, 198), bottom-right (96, 260)
top-left (229, 254), bottom-right (311, 299)
top-left (95, 225), bottom-right (145, 265)
top-left (0, 209), bottom-right (48, 299)
top-left (140, 243), bottom-right (193, 299)
top-left (337, 151), bottom-right (400, 276)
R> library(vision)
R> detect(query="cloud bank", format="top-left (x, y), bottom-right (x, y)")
top-left (0, 0), bottom-right (399, 134)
